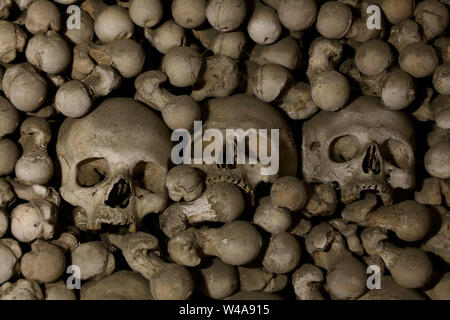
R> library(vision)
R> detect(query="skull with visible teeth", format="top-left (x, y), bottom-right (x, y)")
top-left (302, 96), bottom-right (415, 204)
top-left (56, 98), bottom-right (172, 231)
top-left (193, 94), bottom-right (297, 202)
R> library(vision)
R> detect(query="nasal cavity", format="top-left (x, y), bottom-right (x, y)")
top-left (362, 144), bottom-right (381, 175)
top-left (105, 179), bottom-right (131, 208)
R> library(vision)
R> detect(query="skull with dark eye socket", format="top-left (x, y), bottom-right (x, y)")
top-left (57, 98), bottom-right (172, 231)
top-left (191, 94), bottom-right (298, 204)
top-left (302, 96), bottom-right (415, 204)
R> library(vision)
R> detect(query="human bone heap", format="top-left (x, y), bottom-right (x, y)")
top-left (0, 0), bottom-right (449, 300)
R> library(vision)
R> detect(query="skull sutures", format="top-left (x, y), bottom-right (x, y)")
top-left (302, 96), bottom-right (415, 204)
top-left (57, 98), bottom-right (172, 231)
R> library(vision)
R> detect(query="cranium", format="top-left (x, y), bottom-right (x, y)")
top-left (57, 98), bottom-right (172, 231)
top-left (193, 94), bottom-right (297, 201)
top-left (302, 96), bottom-right (415, 204)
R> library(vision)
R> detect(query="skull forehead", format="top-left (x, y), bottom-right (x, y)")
top-left (204, 94), bottom-right (291, 130)
top-left (57, 98), bottom-right (172, 168)
top-left (304, 96), bottom-right (415, 144)
top-left (203, 94), bottom-right (297, 176)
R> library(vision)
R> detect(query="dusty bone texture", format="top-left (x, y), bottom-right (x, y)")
top-left (134, 70), bottom-right (201, 130)
top-left (423, 206), bottom-right (450, 265)
top-left (262, 232), bottom-right (301, 274)
top-left (305, 223), bottom-right (368, 300)
top-left (192, 28), bottom-right (246, 59)
top-left (106, 232), bottom-right (194, 300)
top-left (168, 221), bottom-right (263, 267)
top-left (238, 265), bottom-right (287, 293)
top-left (20, 240), bottom-right (66, 283)
top-left (292, 263), bottom-right (324, 300)
top-left (2, 63), bottom-right (47, 112)
top-left (302, 183), bottom-right (337, 217)
top-left (45, 281), bottom-right (77, 300)
top-left (425, 272), bottom-right (450, 300)
top-left (302, 95), bottom-right (415, 204)
top-left (71, 241), bottom-right (115, 281)
top-left (56, 98), bottom-right (171, 231)
top-left (329, 219), bottom-right (364, 256)
top-left (71, 43), bottom-right (121, 98)
top-left (81, 270), bottom-right (153, 300)
top-left (15, 117), bottom-right (54, 186)
top-left (0, 279), bottom-right (43, 300)
top-left (10, 199), bottom-right (57, 243)
top-left (362, 227), bottom-right (434, 289)
top-left (144, 20), bottom-right (186, 55)
top-left (253, 196), bottom-right (292, 234)
top-left (0, 238), bottom-right (21, 285)
top-left (5, 177), bottom-right (59, 206)
top-left (358, 276), bottom-right (423, 300)
top-left (88, 39), bottom-right (145, 79)
top-left (160, 182), bottom-right (245, 238)
top-left (191, 94), bottom-right (297, 202)
top-left (342, 194), bottom-right (433, 242)
top-left (165, 165), bottom-right (203, 202)
top-left (250, 36), bottom-right (301, 71)
top-left (199, 258), bottom-right (239, 299)
top-left (0, 20), bottom-right (26, 63)
top-left (192, 54), bottom-right (239, 102)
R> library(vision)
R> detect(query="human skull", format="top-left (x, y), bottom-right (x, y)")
top-left (302, 96), bottom-right (415, 204)
top-left (193, 94), bottom-right (297, 201)
top-left (57, 98), bottom-right (172, 231)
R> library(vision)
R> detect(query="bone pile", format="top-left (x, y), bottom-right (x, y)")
top-left (0, 0), bottom-right (449, 301)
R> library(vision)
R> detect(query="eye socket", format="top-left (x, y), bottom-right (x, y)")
top-left (133, 161), bottom-right (166, 193)
top-left (76, 158), bottom-right (109, 187)
top-left (329, 135), bottom-right (361, 163)
top-left (380, 139), bottom-right (411, 169)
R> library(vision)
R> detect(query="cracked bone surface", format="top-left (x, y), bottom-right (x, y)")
top-left (168, 221), bottom-right (263, 267)
top-left (0, 179), bottom-right (14, 238)
top-left (192, 54), bottom-right (239, 102)
top-left (135, 70), bottom-right (201, 130)
top-left (106, 232), bottom-right (194, 300)
top-left (165, 165), bottom-right (203, 202)
top-left (192, 28), bottom-right (246, 59)
top-left (160, 182), bottom-right (245, 238)
top-left (15, 117), bottom-right (54, 186)
top-left (0, 20), bottom-right (26, 63)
